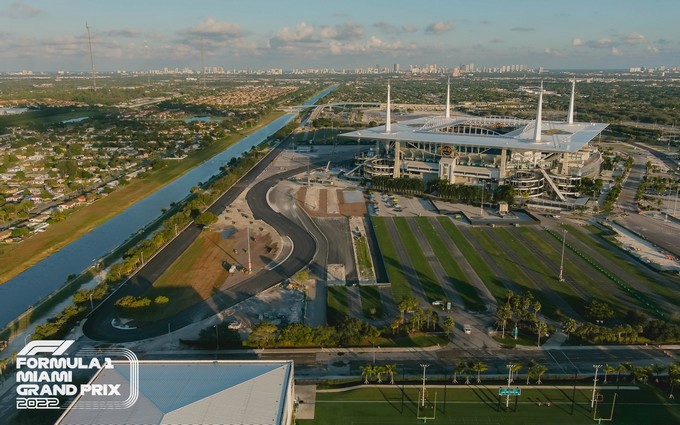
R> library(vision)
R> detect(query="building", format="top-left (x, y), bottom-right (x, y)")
top-left (341, 79), bottom-right (608, 206)
top-left (56, 360), bottom-right (295, 425)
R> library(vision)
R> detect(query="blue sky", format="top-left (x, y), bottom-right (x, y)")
top-left (1, 0), bottom-right (678, 71)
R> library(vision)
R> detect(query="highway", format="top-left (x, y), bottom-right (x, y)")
top-left (83, 137), bottom-right (317, 342)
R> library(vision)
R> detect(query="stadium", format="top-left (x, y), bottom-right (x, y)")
top-left (340, 79), bottom-right (608, 208)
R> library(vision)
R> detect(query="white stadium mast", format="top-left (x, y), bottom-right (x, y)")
top-left (533, 80), bottom-right (544, 142)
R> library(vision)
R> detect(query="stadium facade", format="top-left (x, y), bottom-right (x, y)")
top-left (340, 79), bottom-right (608, 204)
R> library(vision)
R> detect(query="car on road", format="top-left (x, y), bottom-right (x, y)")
top-left (464, 324), bottom-right (472, 334)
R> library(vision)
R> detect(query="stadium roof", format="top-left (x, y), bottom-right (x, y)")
top-left (340, 115), bottom-right (608, 153)
top-left (56, 360), bottom-right (293, 425)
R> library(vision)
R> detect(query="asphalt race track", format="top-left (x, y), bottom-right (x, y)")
top-left (83, 139), bottom-right (316, 342)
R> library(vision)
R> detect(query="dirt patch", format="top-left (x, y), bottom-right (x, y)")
top-left (338, 189), bottom-right (367, 217)
top-left (297, 187), bottom-right (367, 218)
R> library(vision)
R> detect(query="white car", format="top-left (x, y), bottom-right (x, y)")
top-left (464, 324), bottom-right (472, 334)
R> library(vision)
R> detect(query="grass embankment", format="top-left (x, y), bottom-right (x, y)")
top-left (302, 384), bottom-right (679, 425)
top-left (415, 217), bottom-right (485, 311)
top-left (370, 217), bottom-right (412, 301)
top-left (359, 286), bottom-right (384, 319)
top-left (327, 286), bottom-right (350, 325)
top-left (436, 217), bottom-right (506, 302)
top-left (466, 227), bottom-right (560, 321)
top-left (392, 218), bottom-right (447, 304)
top-left (353, 236), bottom-right (375, 281)
top-left (569, 224), bottom-right (680, 308)
top-left (518, 228), bottom-right (631, 317)
top-left (0, 111), bottom-right (284, 284)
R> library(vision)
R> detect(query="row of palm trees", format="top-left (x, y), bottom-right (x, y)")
top-left (360, 364), bottom-right (398, 384)
top-left (359, 361), bottom-right (545, 386)
top-left (359, 361), bottom-right (680, 387)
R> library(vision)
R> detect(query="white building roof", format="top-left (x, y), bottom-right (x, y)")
top-left (341, 115), bottom-right (608, 154)
top-left (56, 360), bottom-right (293, 425)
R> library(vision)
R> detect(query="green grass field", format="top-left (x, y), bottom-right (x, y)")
top-left (392, 217), bottom-right (447, 303)
top-left (467, 227), bottom-right (560, 321)
top-left (354, 236), bottom-right (375, 281)
top-left (300, 384), bottom-right (679, 425)
top-left (415, 217), bottom-right (485, 311)
top-left (437, 217), bottom-right (507, 302)
top-left (571, 224), bottom-right (680, 308)
top-left (370, 217), bottom-right (413, 301)
top-left (494, 228), bottom-right (586, 319)
top-left (328, 286), bottom-right (350, 325)
top-left (518, 228), bottom-right (632, 317)
top-left (359, 286), bottom-right (384, 319)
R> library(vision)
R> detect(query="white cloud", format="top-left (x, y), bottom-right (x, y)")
top-left (511, 27), bottom-right (535, 32)
top-left (544, 48), bottom-right (565, 57)
top-left (373, 22), bottom-right (418, 35)
top-left (105, 29), bottom-right (142, 38)
top-left (271, 22), bottom-right (316, 45)
top-left (319, 22), bottom-right (363, 41)
top-left (646, 45), bottom-right (659, 54)
top-left (425, 21), bottom-right (453, 35)
top-left (572, 38), bottom-right (584, 47)
top-left (6, 2), bottom-right (41, 18)
top-left (185, 18), bottom-right (246, 40)
top-left (611, 47), bottom-right (623, 56)
top-left (623, 32), bottom-right (647, 45)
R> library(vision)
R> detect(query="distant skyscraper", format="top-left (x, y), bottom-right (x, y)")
top-left (393, 63), bottom-right (400, 73)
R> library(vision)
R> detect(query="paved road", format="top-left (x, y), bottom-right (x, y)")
top-left (83, 139), bottom-right (317, 342)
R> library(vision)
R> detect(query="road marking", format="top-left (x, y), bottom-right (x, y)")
top-left (561, 350), bottom-right (581, 374)
top-left (546, 350), bottom-right (567, 374)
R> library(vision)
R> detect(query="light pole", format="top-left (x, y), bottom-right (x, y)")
top-left (214, 324), bottom-right (219, 350)
top-left (420, 364), bottom-right (429, 408)
top-left (24, 334), bottom-right (30, 347)
top-left (559, 229), bottom-right (567, 282)
top-left (506, 364), bottom-right (514, 408)
top-left (591, 364), bottom-right (602, 408)
top-left (480, 182), bottom-right (484, 216)
top-left (247, 227), bottom-right (252, 273)
top-left (89, 293), bottom-right (94, 310)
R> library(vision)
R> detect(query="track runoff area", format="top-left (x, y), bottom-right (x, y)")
top-left (301, 384), bottom-right (679, 425)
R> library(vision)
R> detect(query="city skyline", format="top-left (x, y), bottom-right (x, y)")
top-left (1, 0), bottom-right (679, 72)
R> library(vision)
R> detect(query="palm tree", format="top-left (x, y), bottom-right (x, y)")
top-left (453, 360), bottom-right (466, 384)
top-left (375, 365), bottom-right (385, 383)
top-left (443, 317), bottom-right (456, 338)
top-left (383, 364), bottom-right (397, 385)
top-left (533, 363), bottom-right (548, 384)
top-left (464, 361), bottom-right (473, 385)
top-left (472, 361), bottom-right (488, 384)
top-left (603, 364), bottom-right (615, 384)
top-left (360, 364), bottom-right (375, 384)
top-left (533, 300), bottom-right (542, 319)
top-left (526, 361), bottom-right (536, 385)
top-left (535, 320), bottom-right (548, 347)
top-left (562, 318), bottom-right (578, 337)
top-left (390, 317), bottom-right (403, 335)
top-left (510, 363), bottom-right (523, 384)
top-left (496, 303), bottom-right (513, 339)
top-left (615, 363), bottom-right (628, 382)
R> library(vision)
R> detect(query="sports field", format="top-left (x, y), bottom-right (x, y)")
top-left (300, 385), bottom-right (679, 424)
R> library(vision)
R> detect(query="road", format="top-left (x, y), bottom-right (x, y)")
top-left (83, 138), bottom-right (317, 342)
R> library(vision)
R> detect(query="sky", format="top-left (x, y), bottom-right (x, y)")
top-left (0, 0), bottom-right (678, 72)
